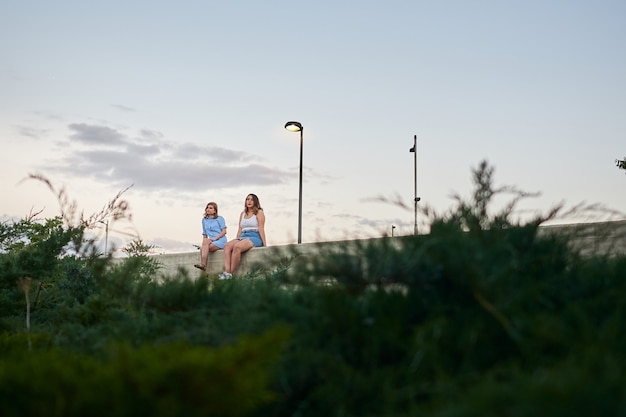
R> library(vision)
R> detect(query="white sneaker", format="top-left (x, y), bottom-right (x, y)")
top-left (218, 272), bottom-right (233, 280)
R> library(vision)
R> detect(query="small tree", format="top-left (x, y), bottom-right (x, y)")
top-left (120, 238), bottom-right (162, 278)
top-left (616, 157), bottom-right (626, 173)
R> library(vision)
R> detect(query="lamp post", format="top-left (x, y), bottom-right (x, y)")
top-left (391, 225), bottom-right (396, 237)
top-left (285, 121), bottom-right (304, 244)
top-left (98, 220), bottom-right (109, 255)
top-left (409, 134), bottom-right (420, 235)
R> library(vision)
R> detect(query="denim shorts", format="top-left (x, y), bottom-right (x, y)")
top-left (239, 230), bottom-right (263, 247)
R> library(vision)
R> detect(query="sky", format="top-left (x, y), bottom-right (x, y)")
top-left (1, 0), bottom-right (625, 255)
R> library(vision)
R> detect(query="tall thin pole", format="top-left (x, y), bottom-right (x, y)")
top-left (413, 134), bottom-right (417, 235)
top-left (99, 219), bottom-right (109, 256)
top-left (297, 128), bottom-right (303, 244)
top-left (409, 134), bottom-right (420, 235)
top-left (104, 220), bottom-right (109, 255)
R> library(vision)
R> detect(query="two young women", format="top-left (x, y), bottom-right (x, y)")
top-left (195, 194), bottom-right (266, 279)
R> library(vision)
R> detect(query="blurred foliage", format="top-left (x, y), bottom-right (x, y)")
top-left (121, 238), bottom-right (162, 279)
top-left (0, 326), bottom-right (290, 417)
top-left (0, 215), bottom-right (83, 326)
top-left (617, 156), bottom-right (626, 172)
top-left (1, 161), bottom-right (625, 416)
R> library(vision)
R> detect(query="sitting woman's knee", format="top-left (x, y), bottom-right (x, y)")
top-left (234, 242), bottom-right (252, 254)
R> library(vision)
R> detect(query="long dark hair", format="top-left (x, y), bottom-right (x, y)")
top-left (244, 194), bottom-right (262, 215)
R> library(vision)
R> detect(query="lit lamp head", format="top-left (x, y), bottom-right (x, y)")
top-left (285, 121), bottom-right (303, 132)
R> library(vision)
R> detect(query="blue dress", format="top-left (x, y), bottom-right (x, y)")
top-left (202, 216), bottom-right (227, 249)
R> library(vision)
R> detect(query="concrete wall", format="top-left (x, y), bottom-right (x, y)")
top-left (147, 220), bottom-right (626, 279)
top-left (150, 243), bottom-right (296, 278)
top-left (538, 219), bottom-right (626, 257)
top-left (150, 239), bottom-right (370, 278)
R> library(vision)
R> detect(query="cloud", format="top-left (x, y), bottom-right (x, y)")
top-left (111, 104), bottom-right (136, 112)
top-left (148, 237), bottom-right (198, 254)
top-left (170, 142), bottom-right (252, 162)
top-left (16, 125), bottom-right (50, 139)
top-left (69, 123), bottom-right (127, 146)
top-left (138, 129), bottom-right (163, 140)
top-left (126, 142), bottom-right (161, 156)
top-left (46, 122), bottom-right (290, 194)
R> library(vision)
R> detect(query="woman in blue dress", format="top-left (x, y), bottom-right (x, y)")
top-left (194, 202), bottom-right (227, 271)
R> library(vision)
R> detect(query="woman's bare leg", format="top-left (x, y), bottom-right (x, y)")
top-left (222, 240), bottom-right (236, 273)
top-left (225, 239), bottom-right (254, 274)
top-left (200, 237), bottom-right (210, 267)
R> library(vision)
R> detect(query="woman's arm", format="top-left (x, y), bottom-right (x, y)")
top-left (257, 209), bottom-right (267, 246)
top-left (202, 218), bottom-right (208, 236)
top-left (235, 212), bottom-right (243, 239)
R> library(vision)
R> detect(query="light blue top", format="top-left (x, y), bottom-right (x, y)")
top-left (202, 215), bottom-right (227, 249)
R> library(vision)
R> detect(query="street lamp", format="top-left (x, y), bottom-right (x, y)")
top-left (409, 134), bottom-right (421, 235)
top-left (285, 121), bottom-right (303, 244)
top-left (391, 225), bottom-right (396, 237)
top-left (98, 220), bottom-right (109, 255)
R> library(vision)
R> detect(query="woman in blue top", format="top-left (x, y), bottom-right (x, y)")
top-left (194, 202), bottom-right (227, 271)
top-left (219, 193), bottom-right (266, 279)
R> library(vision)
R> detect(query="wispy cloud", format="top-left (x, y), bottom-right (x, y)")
top-left (149, 237), bottom-right (199, 254)
top-left (111, 104), bottom-right (136, 112)
top-left (45, 122), bottom-right (289, 194)
top-left (16, 125), bottom-right (50, 139)
top-left (69, 123), bottom-right (127, 146)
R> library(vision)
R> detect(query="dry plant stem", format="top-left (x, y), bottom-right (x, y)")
top-left (34, 281), bottom-right (44, 308)
top-left (473, 289), bottom-right (518, 342)
top-left (25, 291), bottom-right (30, 331)
top-left (24, 173), bottom-right (134, 229)
top-left (18, 277), bottom-right (32, 351)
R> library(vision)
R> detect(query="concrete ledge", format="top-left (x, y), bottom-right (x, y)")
top-left (151, 240), bottom-right (359, 278)
top-left (151, 245), bottom-right (285, 277)
top-left (148, 220), bottom-right (626, 279)
top-left (539, 219), bottom-right (626, 256)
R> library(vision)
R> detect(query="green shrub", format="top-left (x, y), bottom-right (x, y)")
top-left (2, 161), bottom-right (625, 416)
top-left (0, 326), bottom-right (290, 417)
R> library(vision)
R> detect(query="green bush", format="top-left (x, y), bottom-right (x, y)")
top-left (0, 326), bottom-right (290, 417)
top-left (1, 161), bottom-right (625, 416)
